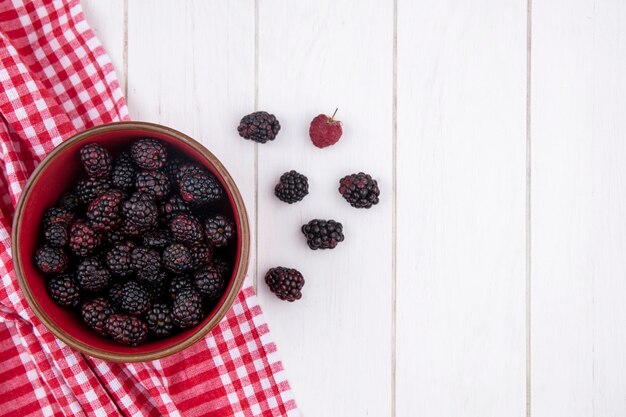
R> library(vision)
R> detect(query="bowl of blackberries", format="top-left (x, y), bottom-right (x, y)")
top-left (12, 121), bottom-right (249, 361)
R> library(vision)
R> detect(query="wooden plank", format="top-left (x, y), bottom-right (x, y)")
top-left (531, 1), bottom-right (626, 415)
top-left (396, 1), bottom-right (528, 416)
top-left (256, 1), bottom-right (393, 416)
top-left (81, 0), bottom-right (126, 93)
top-left (125, 0), bottom-right (256, 274)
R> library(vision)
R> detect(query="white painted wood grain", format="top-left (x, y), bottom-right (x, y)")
top-left (531, 1), bottom-right (626, 416)
top-left (396, 1), bottom-right (528, 416)
top-left (257, 1), bottom-right (393, 416)
top-left (80, 0), bottom-right (126, 94)
top-left (125, 0), bottom-right (256, 275)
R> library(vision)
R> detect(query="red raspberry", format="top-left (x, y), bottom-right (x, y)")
top-left (309, 109), bottom-right (342, 148)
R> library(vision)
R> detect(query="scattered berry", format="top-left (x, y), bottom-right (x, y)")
top-left (163, 243), bottom-right (193, 273)
top-left (44, 223), bottom-right (68, 247)
top-left (111, 153), bottom-right (137, 191)
top-left (301, 219), bottom-right (344, 250)
top-left (179, 173), bottom-right (224, 204)
top-left (68, 220), bottom-right (101, 256)
top-left (81, 298), bottom-right (114, 336)
top-left (122, 192), bottom-right (158, 230)
top-left (265, 267), bottom-right (305, 302)
top-left (204, 214), bottom-right (235, 247)
top-left (35, 245), bottom-right (69, 274)
top-left (87, 189), bottom-right (124, 231)
top-left (338, 172), bottom-right (380, 208)
top-left (170, 214), bottom-right (204, 245)
top-left (75, 178), bottom-right (110, 204)
top-left (274, 170), bottom-right (309, 203)
top-left (135, 170), bottom-right (171, 200)
top-left (76, 257), bottom-right (111, 293)
top-left (309, 109), bottom-right (342, 148)
top-left (80, 143), bottom-right (112, 179)
top-left (105, 241), bottom-right (135, 277)
top-left (105, 314), bottom-right (148, 346)
top-left (145, 303), bottom-right (175, 338)
top-left (172, 288), bottom-right (204, 329)
top-left (131, 138), bottom-right (167, 171)
top-left (237, 111), bottom-right (281, 143)
top-left (120, 280), bottom-right (151, 315)
top-left (47, 274), bottom-right (80, 307)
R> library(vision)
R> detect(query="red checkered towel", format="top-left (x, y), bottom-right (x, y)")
top-left (0, 1), bottom-right (298, 416)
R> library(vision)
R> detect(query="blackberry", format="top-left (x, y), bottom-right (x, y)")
top-left (76, 178), bottom-right (110, 204)
top-left (105, 314), bottom-right (148, 346)
top-left (81, 298), bottom-right (114, 336)
top-left (44, 223), bottom-right (68, 247)
top-left (159, 195), bottom-right (191, 222)
top-left (105, 241), bottom-right (135, 277)
top-left (120, 280), bottom-right (151, 315)
top-left (68, 220), bottom-right (101, 256)
top-left (204, 214), bottom-right (235, 248)
top-left (131, 138), bottom-right (167, 171)
top-left (274, 170), bottom-right (309, 204)
top-left (105, 228), bottom-right (126, 246)
top-left (237, 111), bottom-right (281, 143)
top-left (122, 192), bottom-right (158, 230)
top-left (338, 172), bottom-right (380, 209)
top-left (80, 143), bottom-right (112, 180)
top-left (87, 189), bottom-right (124, 232)
top-left (143, 271), bottom-right (168, 301)
top-left (145, 303), bottom-right (175, 338)
top-left (108, 282), bottom-right (124, 309)
top-left (43, 207), bottom-right (75, 229)
top-left (171, 288), bottom-right (204, 329)
top-left (168, 275), bottom-right (193, 300)
top-left (194, 262), bottom-right (228, 300)
top-left (46, 273), bottom-right (80, 307)
top-left (76, 257), bottom-right (111, 293)
top-left (135, 170), bottom-right (170, 200)
top-left (131, 246), bottom-right (162, 282)
top-left (58, 192), bottom-right (81, 211)
top-left (165, 157), bottom-right (185, 183)
top-left (179, 173), bottom-right (224, 204)
top-left (119, 219), bottom-right (142, 238)
top-left (190, 243), bottom-right (213, 269)
top-left (162, 243), bottom-right (193, 273)
top-left (265, 267), bottom-right (305, 302)
top-left (34, 245), bottom-right (69, 274)
top-left (174, 163), bottom-right (206, 183)
top-left (142, 229), bottom-right (172, 249)
top-left (111, 153), bottom-right (137, 191)
top-left (301, 219), bottom-right (344, 250)
top-left (169, 214), bottom-right (204, 245)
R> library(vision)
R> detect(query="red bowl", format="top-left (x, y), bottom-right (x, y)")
top-left (12, 121), bottom-right (249, 362)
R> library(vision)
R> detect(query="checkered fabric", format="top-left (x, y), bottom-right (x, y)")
top-left (0, 1), bottom-right (298, 416)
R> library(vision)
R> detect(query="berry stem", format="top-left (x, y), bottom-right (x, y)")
top-left (329, 108), bottom-right (339, 123)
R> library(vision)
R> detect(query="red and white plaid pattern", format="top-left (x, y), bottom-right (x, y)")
top-left (0, 1), bottom-right (298, 416)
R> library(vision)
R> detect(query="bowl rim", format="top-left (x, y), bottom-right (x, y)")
top-left (11, 121), bottom-right (250, 362)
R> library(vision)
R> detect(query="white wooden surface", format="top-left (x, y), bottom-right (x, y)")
top-left (81, 1), bottom-right (626, 416)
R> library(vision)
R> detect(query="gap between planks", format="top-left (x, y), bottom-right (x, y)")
top-left (391, 0), bottom-right (398, 416)
top-left (525, 0), bottom-right (532, 416)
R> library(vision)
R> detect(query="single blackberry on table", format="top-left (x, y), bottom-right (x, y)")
top-left (204, 214), bottom-right (235, 248)
top-left (338, 172), bottom-right (380, 209)
top-left (108, 282), bottom-right (124, 309)
top-left (265, 267), bottom-right (305, 302)
top-left (58, 192), bottom-right (81, 211)
top-left (120, 280), bottom-right (151, 315)
top-left (68, 220), bottom-right (101, 256)
top-left (135, 170), bottom-right (171, 200)
top-left (168, 275), bottom-right (193, 300)
top-left (237, 111), bottom-right (281, 143)
top-left (105, 241), bottom-right (135, 277)
top-left (159, 195), bottom-right (191, 222)
top-left (145, 303), bottom-right (175, 338)
top-left (43, 207), bottom-right (75, 229)
top-left (44, 223), bottom-right (68, 247)
top-left (131, 246), bottom-right (162, 282)
top-left (301, 219), bottom-right (344, 250)
top-left (142, 229), bottom-right (172, 249)
top-left (111, 153), bottom-right (137, 191)
top-left (81, 298), bottom-right (114, 336)
top-left (169, 214), bottom-right (204, 245)
top-left (190, 243), bottom-right (213, 269)
top-left (194, 262), bottom-right (228, 300)
top-left (131, 138), bottom-right (167, 171)
top-left (105, 314), bottom-right (148, 346)
top-left (46, 273), bottom-right (81, 307)
top-left (179, 173), bottom-right (224, 204)
top-left (35, 245), bottom-right (69, 274)
top-left (171, 288), bottom-right (204, 329)
top-left (76, 178), bottom-right (110, 204)
top-left (80, 143), bottom-right (112, 180)
top-left (76, 257), bottom-right (111, 293)
top-left (174, 163), bottom-right (206, 183)
top-left (163, 243), bottom-right (193, 273)
top-left (122, 192), bottom-right (158, 230)
top-left (274, 170), bottom-right (309, 204)
top-left (87, 189), bottom-right (124, 232)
